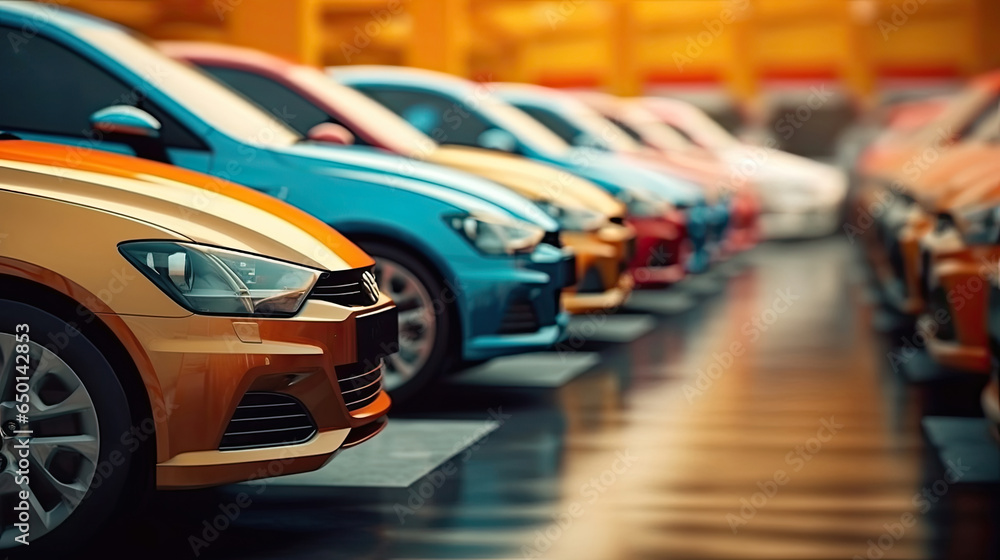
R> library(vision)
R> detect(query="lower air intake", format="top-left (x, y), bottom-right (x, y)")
top-left (219, 392), bottom-right (317, 451)
top-left (336, 360), bottom-right (385, 411)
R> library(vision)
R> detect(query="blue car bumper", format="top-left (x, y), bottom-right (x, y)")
top-left (454, 244), bottom-right (573, 361)
top-left (683, 204), bottom-right (713, 274)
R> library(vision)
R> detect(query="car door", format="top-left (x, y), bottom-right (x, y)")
top-left (0, 26), bottom-right (212, 172)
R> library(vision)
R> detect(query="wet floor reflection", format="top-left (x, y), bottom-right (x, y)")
top-left (90, 238), bottom-right (997, 559)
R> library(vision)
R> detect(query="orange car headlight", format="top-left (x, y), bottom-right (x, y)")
top-left (119, 241), bottom-right (321, 317)
top-left (537, 201), bottom-right (606, 232)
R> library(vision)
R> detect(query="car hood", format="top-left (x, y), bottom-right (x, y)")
top-left (275, 142), bottom-right (559, 230)
top-left (0, 140), bottom-right (370, 271)
top-left (723, 145), bottom-right (847, 202)
top-left (563, 149), bottom-right (706, 208)
top-left (427, 146), bottom-right (625, 218)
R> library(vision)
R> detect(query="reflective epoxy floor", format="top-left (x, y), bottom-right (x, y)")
top-left (94, 238), bottom-right (998, 559)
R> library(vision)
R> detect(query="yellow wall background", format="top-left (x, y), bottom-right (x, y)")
top-left (61, 0), bottom-right (1000, 104)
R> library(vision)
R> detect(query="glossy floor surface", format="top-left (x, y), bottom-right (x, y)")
top-left (95, 238), bottom-right (998, 559)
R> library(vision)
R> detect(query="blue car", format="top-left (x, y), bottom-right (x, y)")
top-left (331, 66), bottom-right (714, 273)
top-left (0, 4), bottom-right (574, 399)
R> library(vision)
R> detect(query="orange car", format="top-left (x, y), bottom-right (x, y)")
top-left (855, 72), bottom-right (1000, 283)
top-left (858, 70), bottom-right (1000, 188)
top-left (0, 139), bottom-right (394, 550)
top-left (868, 141), bottom-right (1000, 314)
top-left (916, 156), bottom-right (1000, 373)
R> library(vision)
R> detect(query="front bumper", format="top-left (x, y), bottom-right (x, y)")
top-left (562, 224), bottom-right (635, 314)
top-left (723, 190), bottom-right (760, 254)
top-left (119, 296), bottom-right (396, 489)
top-left (920, 235), bottom-right (997, 374)
top-left (454, 244), bottom-right (573, 361)
top-left (628, 211), bottom-right (690, 285)
top-left (878, 212), bottom-right (932, 315)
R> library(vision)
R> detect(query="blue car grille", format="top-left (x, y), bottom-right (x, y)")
top-left (498, 299), bottom-right (541, 334)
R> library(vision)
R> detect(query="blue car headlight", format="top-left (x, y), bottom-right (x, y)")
top-left (536, 201), bottom-right (606, 232)
top-left (448, 214), bottom-right (546, 256)
top-left (120, 241), bottom-right (321, 316)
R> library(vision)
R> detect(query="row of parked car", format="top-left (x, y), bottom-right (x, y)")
top-left (854, 71), bottom-right (1000, 444)
top-left (0, 3), bottom-right (849, 552)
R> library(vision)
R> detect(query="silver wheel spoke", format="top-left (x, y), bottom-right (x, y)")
top-left (32, 456), bottom-right (89, 509)
top-left (26, 488), bottom-right (54, 531)
top-left (0, 332), bottom-right (100, 543)
top-left (30, 384), bottom-right (91, 422)
top-left (30, 434), bottom-right (99, 466)
top-left (373, 256), bottom-right (438, 390)
top-left (0, 470), bottom-right (19, 494)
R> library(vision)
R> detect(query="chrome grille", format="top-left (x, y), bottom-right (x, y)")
top-left (310, 265), bottom-right (380, 307)
top-left (336, 360), bottom-right (384, 411)
top-left (219, 392), bottom-right (317, 451)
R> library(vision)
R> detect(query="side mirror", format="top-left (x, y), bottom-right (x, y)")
top-left (90, 105), bottom-right (161, 139)
top-left (307, 122), bottom-right (355, 145)
top-left (477, 128), bottom-right (517, 152)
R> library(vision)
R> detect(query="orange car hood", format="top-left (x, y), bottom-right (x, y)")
top-left (0, 140), bottom-right (371, 271)
top-left (909, 144), bottom-right (1000, 211)
top-left (429, 145), bottom-right (625, 217)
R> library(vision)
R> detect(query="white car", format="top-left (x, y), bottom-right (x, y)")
top-left (639, 97), bottom-right (848, 239)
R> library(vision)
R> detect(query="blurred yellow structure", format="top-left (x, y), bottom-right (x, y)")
top-left (63, 0), bottom-right (1000, 104)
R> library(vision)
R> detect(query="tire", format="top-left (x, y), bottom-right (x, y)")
top-left (355, 241), bottom-right (455, 404)
top-left (0, 299), bottom-right (135, 553)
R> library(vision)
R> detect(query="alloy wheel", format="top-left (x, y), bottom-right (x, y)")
top-left (0, 333), bottom-right (100, 547)
top-left (373, 257), bottom-right (438, 391)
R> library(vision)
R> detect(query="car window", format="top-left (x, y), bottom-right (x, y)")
top-left (0, 27), bottom-right (205, 150)
top-left (357, 87), bottom-right (493, 147)
top-left (200, 65), bottom-right (335, 139)
top-left (515, 105), bottom-right (582, 145)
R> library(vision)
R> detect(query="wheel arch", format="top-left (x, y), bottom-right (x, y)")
top-left (336, 224), bottom-right (466, 355)
top-left (0, 261), bottom-right (165, 467)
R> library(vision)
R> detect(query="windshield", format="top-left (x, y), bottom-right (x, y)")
top-left (79, 28), bottom-right (300, 147)
top-left (290, 67), bottom-right (436, 155)
top-left (476, 99), bottom-right (572, 158)
top-left (678, 105), bottom-right (739, 149)
top-left (567, 107), bottom-right (643, 152)
top-left (620, 105), bottom-right (693, 151)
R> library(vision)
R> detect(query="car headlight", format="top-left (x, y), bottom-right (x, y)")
top-left (120, 241), bottom-right (321, 317)
top-left (958, 205), bottom-right (1000, 245)
top-left (617, 189), bottom-right (673, 218)
top-left (448, 214), bottom-right (546, 255)
top-left (536, 201), bottom-right (606, 232)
